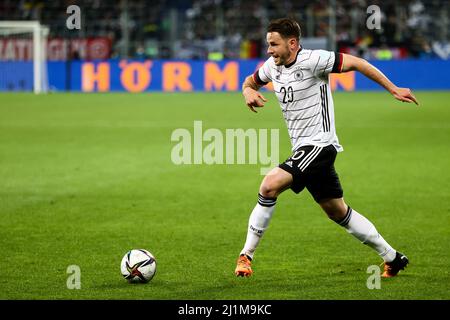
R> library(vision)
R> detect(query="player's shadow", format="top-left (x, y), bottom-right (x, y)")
top-left (94, 279), bottom-right (191, 291)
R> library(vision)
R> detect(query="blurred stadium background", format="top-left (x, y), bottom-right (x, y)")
top-left (0, 1), bottom-right (449, 300)
top-left (1, 0), bottom-right (449, 60)
top-left (0, 0), bottom-right (449, 92)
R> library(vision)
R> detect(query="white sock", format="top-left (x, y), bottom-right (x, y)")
top-left (339, 207), bottom-right (396, 262)
top-left (240, 194), bottom-right (276, 259)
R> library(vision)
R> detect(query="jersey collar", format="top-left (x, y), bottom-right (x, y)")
top-left (284, 46), bottom-right (302, 69)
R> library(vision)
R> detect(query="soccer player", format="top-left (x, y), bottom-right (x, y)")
top-left (235, 18), bottom-right (418, 278)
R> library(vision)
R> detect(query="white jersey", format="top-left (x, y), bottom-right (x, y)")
top-left (253, 48), bottom-right (344, 152)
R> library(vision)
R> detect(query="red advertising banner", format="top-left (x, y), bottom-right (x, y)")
top-left (0, 37), bottom-right (111, 61)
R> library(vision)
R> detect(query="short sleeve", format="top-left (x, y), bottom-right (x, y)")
top-left (309, 50), bottom-right (343, 78)
top-left (252, 58), bottom-right (272, 85)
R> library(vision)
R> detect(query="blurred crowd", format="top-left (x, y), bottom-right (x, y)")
top-left (0, 0), bottom-right (448, 60)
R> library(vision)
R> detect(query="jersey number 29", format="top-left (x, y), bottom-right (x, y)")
top-left (280, 86), bottom-right (294, 103)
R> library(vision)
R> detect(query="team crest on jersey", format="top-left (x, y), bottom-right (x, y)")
top-left (293, 68), bottom-right (303, 81)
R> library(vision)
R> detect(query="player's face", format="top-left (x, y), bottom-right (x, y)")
top-left (266, 32), bottom-right (292, 66)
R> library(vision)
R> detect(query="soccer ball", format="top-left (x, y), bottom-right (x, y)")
top-left (120, 249), bottom-right (157, 283)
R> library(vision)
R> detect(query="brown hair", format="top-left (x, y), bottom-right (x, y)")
top-left (267, 18), bottom-right (301, 40)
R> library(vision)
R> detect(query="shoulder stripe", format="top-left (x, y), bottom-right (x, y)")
top-left (253, 70), bottom-right (269, 85)
top-left (331, 52), bottom-right (343, 73)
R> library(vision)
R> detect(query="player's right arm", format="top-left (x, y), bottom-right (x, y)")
top-left (340, 53), bottom-right (419, 105)
top-left (242, 75), bottom-right (268, 113)
top-left (243, 59), bottom-right (273, 113)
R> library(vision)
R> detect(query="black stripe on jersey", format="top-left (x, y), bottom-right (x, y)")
top-left (324, 85), bottom-right (331, 130)
top-left (253, 70), bottom-right (269, 85)
top-left (332, 52), bottom-right (343, 73)
top-left (320, 85), bottom-right (331, 132)
top-left (320, 85), bottom-right (327, 131)
top-left (320, 85), bottom-right (326, 131)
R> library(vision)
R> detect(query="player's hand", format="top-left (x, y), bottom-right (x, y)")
top-left (243, 87), bottom-right (267, 113)
top-left (391, 87), bottom-right (419, 105)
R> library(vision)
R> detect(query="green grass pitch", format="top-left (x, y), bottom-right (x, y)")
top-left (0, 91), bottom-right (449, 299)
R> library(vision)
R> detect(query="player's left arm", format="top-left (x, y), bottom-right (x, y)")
top-left (340, 53), bottom-right (419, 105)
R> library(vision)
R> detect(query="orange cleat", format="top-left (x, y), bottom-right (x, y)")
top-left (235, 254), bottom-right (253, 277)
top-left (382, 252), bottom-right (409, 278)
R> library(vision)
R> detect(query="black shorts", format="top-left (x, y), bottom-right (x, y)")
top-left (278, 145), bottom-right (343, 203)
